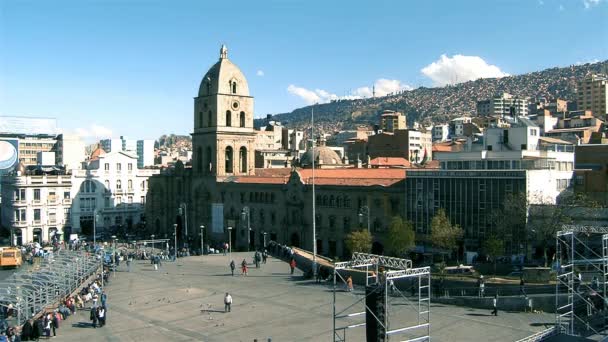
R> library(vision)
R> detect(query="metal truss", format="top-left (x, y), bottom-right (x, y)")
top-left (555, 229), bottom-right (608, 338)
top-left (332, 253), bottom-right (429, 342)
top-left (352, 252), bottom-right (413, 270)
top-left (0, 249), bottom-right (101, 325)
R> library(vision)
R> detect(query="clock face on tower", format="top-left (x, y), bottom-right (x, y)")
top-left (232, 101), bottom-right (239, 110)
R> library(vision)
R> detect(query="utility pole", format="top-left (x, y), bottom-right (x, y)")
top-left (173, 224), bottom-right (178, 261)
top-left (200, 225), bottom-right (204, 257)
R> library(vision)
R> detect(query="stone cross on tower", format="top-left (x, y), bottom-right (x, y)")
top-left (220, 45), bottom-right (228, 59)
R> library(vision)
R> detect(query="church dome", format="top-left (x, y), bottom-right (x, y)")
top-left (198, 45), bottom-right (250, 97)
top-left (300, 137), bottom-right (343, 168)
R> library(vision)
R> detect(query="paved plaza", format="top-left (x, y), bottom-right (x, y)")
top-left (49, 252), bottom-right (556, 341)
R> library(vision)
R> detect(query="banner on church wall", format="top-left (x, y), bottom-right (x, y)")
top-left (211, 203), bottom-right (224, 233)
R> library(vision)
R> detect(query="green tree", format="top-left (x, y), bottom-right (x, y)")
top-left (482, 235), bottom-right (504, 275)
top-left (430, 208), bottom-right (464, 262)
top-left (345, 229), bottom-right (372, 254)
top-left (385, 216), bottom-right (416, 257)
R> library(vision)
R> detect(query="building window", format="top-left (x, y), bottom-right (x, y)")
top-left (128, 196), bottom-right (133, 204)
top-left (208, 110), bottom-right (213, 126)
top-left (197, 147), bottom-right (203, 173)
top-left (104, 163), bottom-right (110, 171)
top-left (128, 163), bottom-right (133, 171)
top-left (105, 198), bottom-right (110, 208)
top-left (105, 180), bottom-right (110, 192)
top-left (226, 110), bottom-right (232, 127)
top-left (232, 81), bottom-right (237, 94)
top-left (576, 175), bottom-right (584, 185)
top-left (240, 111), bottom-right (245, 127)
top-left (128, 180), bottom-right (133, 190)
top-left (14, 189), bottom-right (26, 201)
top-left (34, 209), bottom-right (41, 222)
top-left (141, 196), bottom-right (146, 204)
top-left (141, 181), bottom-right (146, 190)
top-left (116, 197), bottom-right (122, 205)
top-left (64, 191), bottom-right (70, 199)
top-left (199, 111), bottom-right (203, 128)
top-left (116, 180), bottom-right (122, 190)
top-left (225, 146), bottom-right (233, 173)
top-left (329, 215), bottom-right (336, 229)
top-left (116, 163), bottom-right (122, 172)
top-left (239, 147), bottom-right (247, 173)
top-left (34, 189), bottom-right (41, 201)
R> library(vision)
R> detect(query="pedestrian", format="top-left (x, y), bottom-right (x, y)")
top-left (262, 250), bottom-right (267, 264)
top-left (154, 256), bottom-right (158, 271)
top-left (90, 306), bottom-right (98, 328)
top-left (21, 319), bottom-right (33, 341)
top-left (346, 275), bottom-right (354, 292)
top-left (229, 260), bottom-right (235, 276)
top-left (478, 275), bottom-right (485, 298)
top-left (224, 293), bottom-right (232, 313)
top-left (316, 264), bottom-right (323, 283)
top-left (241, 259), bottom-right (248, 276)
top-left (52, 311), bottom-right (59, 337)
top-left (491, 294), bottom-right (498, 316)
top-left (290, 259), bottom-right (296, 275)
top-left (519, 277), bottom-right (526, 296)
top-left (98, 306), bottom-right (106, 327)
top-left (591, 275), bottom-right (599, 290)
top-left (127, 256), bottom-right (131, 272)
top-left (43, 313), bottom-right (51, 338)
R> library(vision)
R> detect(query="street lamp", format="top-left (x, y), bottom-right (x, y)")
top-left (151, 234), bottom-right (155, 255)
top-left (263, 232), bottom-right (267, 249)
top-left (178, 203), bottom-right (188, 238)
top-left (93, 209), bottom-right (98, 249)
top-left (242, 207), bottom-right (251, 252)
top-left (200, 225), bottom-right (205, 257)
top-left (227, 226), bottom-right (233, 258)
top-left (111, 235), bottom-right (117, 277)
top-left (173, 224), bottom-right (178, 260)
top-left (359, 206), bottom-right (371, 233)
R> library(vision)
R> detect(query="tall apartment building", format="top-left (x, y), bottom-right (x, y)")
top-left (432, 124), bottom-right (450, 142)
top-left (477, 93), bottom-right (529, 117)
top-left (1, 167), bottom-right (73, 245)
top-left (56, 134), bottom-right (85, 170)
top-left (367, 129), bottom-right (432, 163)
top-left (136, 140), bottom-right (154, 168)
top-left (577, 74), bottom-right (608, 118)
top-left (380, 110), bottom-right (407, 133)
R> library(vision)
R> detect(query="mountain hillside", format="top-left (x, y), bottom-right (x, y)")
top-left (257, 61), bottom-right (608, 133)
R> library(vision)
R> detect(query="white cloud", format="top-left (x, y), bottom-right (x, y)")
top-left (420, 54), bottom-right (509, 86)
top-left (583, 0), bottom-right (601, 8)
top-left (287, 78), bottom-right (412, 105)
top-left (256, 70), bottom-right (264, 76)
top-left (74, 124), bottom-right (113, 140)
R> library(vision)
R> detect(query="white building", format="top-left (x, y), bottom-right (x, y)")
top-left (56, 134), bottom-right (85, 170)
top-left (477, 93), bottom-right (529, 117)
top-left (432, 124), bottom-right (450, 142)
top-left (37, 152), bottom-right (56, 166)
top-left (100, 138), bottom-right (122, 153)
top-left (137, 140), bottom-right (155, 168)
top-left (1, 167), bottom-right (72, 245)
top-left (70, 148), bottom-right (159, 236)
top-left (450, 117), bottom-right (472, 137)
top-left (121, 136), bottom-right (137, 154)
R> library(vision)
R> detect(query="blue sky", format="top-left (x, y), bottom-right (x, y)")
top-left (1, 0), bottom-right (607, 141)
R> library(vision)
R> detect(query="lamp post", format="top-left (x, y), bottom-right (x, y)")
top-left (227, 226), bottom-right (233, 258)
top-left (359, 205), bottom-right (371, 234)
top-left (151, 234), bottom-right (155, 255)
top-left (200, 225), bottom-right (205, 257)
top-left (242, 207), bottom-right (250, 252)
top-left (111, 235), bottom-right (117, 277)
top-left (93, 209), bottom-right (98, 249)
top-left (178, 203), bottom-right (188, 239)
top-left (173, 224), bottom-right (178, 260)
top-left (263, 232), bottom-right (267, 249)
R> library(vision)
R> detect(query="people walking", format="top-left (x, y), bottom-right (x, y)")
top-left (262, 250), bottom-right (268, 264)
top-left (52, 311), bottom-right (59, 337)
top-left (224, 293), bottom-right (232, 313)
top-left (478, 275), bottom-right (485, 297)
top-left (346, 275), bottom-right (354, 292)
top-left (241, 259), bottom-right (248, 276)
top-left (90, 306), bottom-right (98, 328)
top-left (230, 260), bottom-right (236, 276)
top-left (491, 294), bottom-right (498, 316)
top-left (290, 259), bottom-right (296, 275)
top-left (98, 306), bottom-right (106, 327)
top-left (519, 277), bottom-right (526, 296)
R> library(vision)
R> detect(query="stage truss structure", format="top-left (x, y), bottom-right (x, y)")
top-left (332, 252), bottom-right (430, 342)
top-left (555, 224), bottom-right (608, 338)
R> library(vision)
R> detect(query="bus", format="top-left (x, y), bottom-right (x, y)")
top-left (0, 247), bottom-right (22, 268)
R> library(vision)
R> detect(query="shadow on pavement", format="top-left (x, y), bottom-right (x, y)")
top-left (72, 322), bottom-right (94, 328)
top-left (465, 313), bottom-right (493, 317)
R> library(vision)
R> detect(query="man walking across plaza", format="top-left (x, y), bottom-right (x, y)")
top-left (230, 260), bottom-right (235, 276)
top-left (491, 294), bottom-right (498, 316)
top-left (290, 258), bottom-right (296, 275)
top-left (224, 293), bottom-right (232, 313)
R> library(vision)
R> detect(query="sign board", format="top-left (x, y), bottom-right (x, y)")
top-left (0, 116), bottom-right (57, 135)
top-left (211, 203), bottom-right (224, 233)
top-left (0, 138), bottom-right (19, 175)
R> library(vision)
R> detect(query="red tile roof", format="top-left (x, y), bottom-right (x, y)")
top-left (369, 157), bottom-right (411, 167)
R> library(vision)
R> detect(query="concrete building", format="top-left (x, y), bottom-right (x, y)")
top-left (432, 124), bottom-right (450, 142)
top-left (137, 139), bottom-right (155, 168)
top-left (1, 166), bottom-right (72, 245)
top-left (544, 110), bottom-right (604, 144)
top-left (450, 117), bottom-right (473, 137)
top-left (380, 110), bottom-right (407, 133)
top-left (367, 129), bottom-right (432, 164)
top-left (476, 93), bottom-right (529, 117)
top-left (100, 138), bottom-right (122, 153)
top-left (70, 148), bottom-right (159, 237)
top-left (37, 152), bottom-right (56, 166)
top-left (406, 123), bottom-right (575, 253)
top-left (577, 74), bottom-right (608, 118)
top-left (55, 134), bottom-right (85, 170)
top-left (574, 144), bottom-right (608, 205)
top-left (121, 136), bottom-right (137, 154)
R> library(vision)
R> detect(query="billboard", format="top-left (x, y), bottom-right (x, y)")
top-left (0, 116), bottom-right (57, 136)
top-left (0, 138), bottom-right (19, 175)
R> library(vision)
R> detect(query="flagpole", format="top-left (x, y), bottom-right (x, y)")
top-left (311, 105), bottom-right (317, 279)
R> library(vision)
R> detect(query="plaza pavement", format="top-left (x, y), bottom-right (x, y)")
top-left (54, 252), bottom-right (557, 342)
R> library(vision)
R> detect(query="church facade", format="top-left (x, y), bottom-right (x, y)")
top-left (144, 46), bottom-right (407, 257)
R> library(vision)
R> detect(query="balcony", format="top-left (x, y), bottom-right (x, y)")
top-left (33, 220), bottom-right (41, 225)
top-left (47, 197), bottom-right (58, 205)
top-left (11, 220), bottom-right (27, 228)
top-left (49, 218), bottom-right (57, 225)
top-left (12, 199), bottom-right (27, 206)
top-left (63, 198), bottom-right (72, 205)
top-left (32, 200), bottom-right (42, 206)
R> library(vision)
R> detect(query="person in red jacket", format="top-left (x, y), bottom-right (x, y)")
top-left (290, 259), bottom-right (296, 275)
